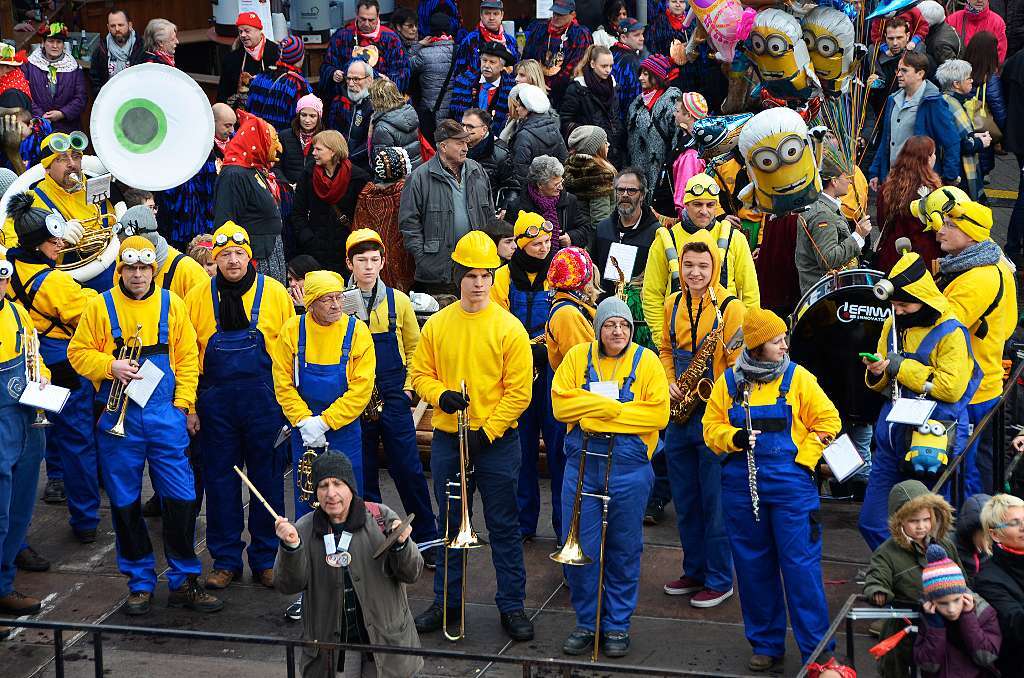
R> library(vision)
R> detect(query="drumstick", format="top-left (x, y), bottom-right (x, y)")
top-left (233, 465), bottom-right (282, 521)
top-left (412, 399), bottom-right (429, 427)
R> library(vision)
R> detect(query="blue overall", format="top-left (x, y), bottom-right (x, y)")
top-left (722, 364), bottom-right (832, 661)
top-left (96, 290), bottom-right (200, 592)
top-left (290, 313), bottom-right (362, 521)
top-left (360, 288), bottom-right (437, 543)
top-left (25, 269), bottom-right (99, 532)
top-left (510, 279), bottom-right (561, 538)
top-left (561, 346), bottom-right (653, 633)
top-left (32, 186), bottom-right (115, 293)
top-left (664, 294), bottom-right (733, 592)
top-left (965, 397), bottom-right (999, 495)
top-left (858, 319), bottom-right (981, 550)
top-left (0, 307), bottom-right (45, 597)
top-left (198, 275), bottom-right (287, 574)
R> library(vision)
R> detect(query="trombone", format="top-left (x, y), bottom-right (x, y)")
top-left (106, 323), bottom-right (143, 438)
top-left (550, 431), bottom-right (614, 662)
top-left (22, 328), bottom-right (51, 428)
top-left (440, 381), bottom-right (484, 641)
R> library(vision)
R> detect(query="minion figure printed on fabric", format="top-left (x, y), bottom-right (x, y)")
top-left (737, 108), bottom-right (822, 216)
top-left (905, 420), bottom-right (952, 477)
top-left (744, 9), bottom-right (821, 106)
top-left (801, 7), bottom-right (866, 96)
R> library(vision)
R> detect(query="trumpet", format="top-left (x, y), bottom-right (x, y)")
top-left (361, 386), bottom-right (384, 423)
top-left (22, 328), bottom-right (50, 428)
top-left (296, 446), bottom-right (321, 508)
top-left (441, 381), bottom-right (484, 641)
top-left (550, 432), bottom-right (614, 662)
top-left (106, 323), bottom-right (143, 438)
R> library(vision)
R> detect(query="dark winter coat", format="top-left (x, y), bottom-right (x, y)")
top-left (521, 20), bottom-right (594, 107)
top-left (593, 206), bottom-right (662, 296)
top-left (291, 162), bottom-right (370, 273)
top-left (88, 33), bottom-right (146, 90)
top-left (448, 71), bottom-right (515, 137)
top-left (971, 75), bottom-right (1006, 176)
top-left (22, 56), bottom-right (87, 133)
top-left (559, 76), bottom-right (624, 167)
top-left (277, 128), bottom-right (316, 186)
top-left (925, 21), bottom-right (963, 65)
top-left (562, 153), bottom-right (616, 226)
top-left (453, 30), bottom-right (520, 78)
top-left (1000, 47), bottom-right (1024, 154)
top-left (213, 164), bottom-right (283, 260)
top-left (913, 593), bottom-right (1002, 678)
top-left (467, 134), bottom-right (519, 209)
top-left (330, 95), bottom-right (373, 173)
top-left (319, 24), bottom-right (410, 95)
top-left (216, 41), bottom-right (280, 104)
top-left (508, 112), bottom-right (569, 191)
top-left (974, 543), bottom-right (1024, 676)
top-left (611, 44), bottom-right (648, 129)
top-left (409, 38), bottom-right (455, 122)
top-left (371, 103), bottom-right (422, 169)
top-left (507, 187), bottom-right (593, 250)
top-left (991, 0), bottom-right (1024, 57)
top-left (956, 494), bottom-right (992, 586)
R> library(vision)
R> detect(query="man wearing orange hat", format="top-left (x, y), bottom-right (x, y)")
top-left (68, 237), bottom-right (221, 616)
top-left (216, 12), bottom-right (280, 106)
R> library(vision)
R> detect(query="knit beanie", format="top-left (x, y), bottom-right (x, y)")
top-left (0, 168), bottom-right (17, 198)
top-left (509, 83), bottom-right (550, 114)
top-left (594, 296), bottom-right (634, 339)
top-left (212, 222), bottom-right (252, 260)
top-left (278, 35), bottom-right (305, 65)
top-left (236, 11), bottom-right (263, 30)
top-left (116, 235), bottom-right (158, 274)
top-left (567, 125), bottom-right (608, 156)
top-left (547, 246), bottom-right (593, 291)
top-left (373, 146), bottom-right (411, 183)
top-left (7, 192), bottom-right (57, 250)
top-left (311, 450), bottom-right (360, 495)
top-left (742, 307), bottom-right (787, 350)
top-left (680, 92), bottom-right (709, 119)
top-left (639, 54), bottom-right (678, 82)
top-left (295, 93), bottom-right (323, 117)
top-left (922, 543), bottom-right (968, 601)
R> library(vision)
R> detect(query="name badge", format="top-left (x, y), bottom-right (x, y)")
top-left (589, 381), bottom-right (619, 401)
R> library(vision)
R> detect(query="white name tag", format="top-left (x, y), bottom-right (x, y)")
top-left (590, 380), bottom-right (619, 401)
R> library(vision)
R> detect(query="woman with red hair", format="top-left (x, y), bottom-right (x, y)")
top-left (874, 135), bottom-right (944, 273)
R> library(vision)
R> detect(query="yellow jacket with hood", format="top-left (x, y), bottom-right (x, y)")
top-left (659, 229), bottom-right (745, 382)
top-left (545, 290), bottom-right (596, 371)
top-left (5, 257), bottom-right (96, 341)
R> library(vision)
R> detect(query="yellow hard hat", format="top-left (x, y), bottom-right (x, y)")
top-left (452, 230), bottom-right (501, 269)
top-left (345, 228), bottom-right (385, 257)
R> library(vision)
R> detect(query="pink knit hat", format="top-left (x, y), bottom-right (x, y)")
top-left (680, 92), bottom-right (708, 119)
top-left (547, 246), bottom-right (593, 291)
top-left (295, 94), bottom-right (323, 117)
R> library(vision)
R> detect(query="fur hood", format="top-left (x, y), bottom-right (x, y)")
top-left (563, 153), bottom-right (614, 199)
top-left (887, 480), bottom-right (955, 550)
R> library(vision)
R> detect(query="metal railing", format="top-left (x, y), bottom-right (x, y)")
top-left (6, 618), bottom-right (751, 678)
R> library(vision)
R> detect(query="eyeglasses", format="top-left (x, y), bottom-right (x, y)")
top-left (120, 248), bottom-right (156, 265)
top-left (686, 181), bottom-right (721, 198)
top-left (603, 321), bottom-right (631, 331)
top-left (516, 221), bottom-right (554, 240)
top-left (214, 232), bottom-right (249, 248)
top-left (0, 260), bottom-right (12, 279)
top-left (316, 292), bottom-right (344, 306)
top-left (615, 186), bottom-right (641, 195)
top-left (347, 74), bottom-right (370, 83)
top-left (994, 519), bottom-right (1024, 530)
top-left (47, 131), bottom-right (88, 153)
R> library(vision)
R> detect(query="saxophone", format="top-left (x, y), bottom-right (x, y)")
top-left (669, 288), bottom-right (725, 424)
top-left (361, 386), bottom-right (384, 423)
top-left (610, 256), bottom-right (627, 301)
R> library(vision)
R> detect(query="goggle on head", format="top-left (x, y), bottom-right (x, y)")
top-left (516, 220), bottom-right (554, 242)
top-left (120, 248), bottom-right (156, 266)
top-left (214, 231), bottom-right (249, 248)
top-left (0, 259), bottom-right (12, 280)
top-left (913, 187), bottom-right (987, 231)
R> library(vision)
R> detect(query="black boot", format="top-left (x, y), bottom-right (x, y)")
top-left (142, 495), bottom-right (162, 518)
top-left (500, 610), bottom-right (534, 641)
top-left (414, 602), bottom-right (460, 633)
top-left (600, 631), bottom-right (631, 658)
top-left (562, 628), bottom-right (595, 655)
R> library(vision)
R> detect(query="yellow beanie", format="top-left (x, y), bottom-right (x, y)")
top-left (742, 307), bottom-right (787, 350)
top-left (211, 222), bottom-right (253, 260)
top-left (683, 173), bottom-right (721, 205)
top-left (116, 235), bottom-right (158, 274)
top-left (513, 211), bottom-right (549, 245)
top-left (303, 270), bottom-right (345, 309)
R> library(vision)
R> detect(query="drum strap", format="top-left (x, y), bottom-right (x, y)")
top-left (973, 269), bottom-right (1003, 341)
top-left (9, 267), bottom-right (70, 338)
top-left (798, 213), bottom-right (843, 274)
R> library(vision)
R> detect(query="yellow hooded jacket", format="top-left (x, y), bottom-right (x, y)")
top-left (545, 291), bottom-right (596, 371)
top-left (156, 247), bottom-right (212, 301)
top-left (642, 218), bottom-right (759, 348)
top-left (0, 298), bottom-right (49, 378)
top-left (659, 230), bottom-right (746, 382)
top-left (5, 258), bottom-right (96, 341)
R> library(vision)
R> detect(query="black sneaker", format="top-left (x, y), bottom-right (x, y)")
top-left (414, 602), bottom-right (460, 633)
top-left (43, 479), bottom-right (65, 504)
top-left (500, 609), bottom-right (534, 641)
top-left (601, 631), bottom-right (630, 658)
top-left (73, 528), bottom-right (97, 544)
top-left (142, 495), bottom-right (162, 518)
top-left (562, 628), bottom-right (595, 655)
top-left (644, 500), bottom-right (665, 525)
top-left (124, 591), bottom-right (151, 616)
top-left (15, 546), bottom-right (50, 572)
top-left (285, 594), bottom-right (302, 621)
top-left (421, 546), bottom-right (437, 570)
top-left (169, 576), bottom-right (224, 613)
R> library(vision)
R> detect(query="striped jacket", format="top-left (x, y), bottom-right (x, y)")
top-left (416, 0), bottom-right (465, 43)
top-left (611, 45), bottom-right (646, 129)
top-left (319, 23), bottom-right (410, 95)
top-left (448, 71), bottom-right (515, 135)
top-left (522, 20), bottom-right (593, 107)
top-left (246, 66), bottom-right (310, 131)
top-left (453, 29), bottom-right (520, 80)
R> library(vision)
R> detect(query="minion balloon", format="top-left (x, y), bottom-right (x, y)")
top-left (802, 7), bottom-right (865, 96)
top-left (737, 107), bottom-right (822, 215)
top-left (746, 8), bottom-right (821, 104)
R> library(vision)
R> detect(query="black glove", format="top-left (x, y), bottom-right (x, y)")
top-left (531, 343), bottom-right (548, 372)
top-left (468, 428), bottom-right (491, 457)
top-left (732, 429), bottom-right (752, 450)
top-left (438, 390), bottom-right (470, 414)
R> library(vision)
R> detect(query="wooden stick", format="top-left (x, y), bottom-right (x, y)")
top-left (233, 465), bottom-right (282, 521)
top-left (411, 399), bottom-right (429, 427)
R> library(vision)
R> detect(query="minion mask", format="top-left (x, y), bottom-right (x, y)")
top-left (802, 7), bottom-right (857, 87)
top-left (747, 8), bottom-right (817, 94)
top-left (737, 107), bottom-right (821, 215)
top-left (910, 186), bottom-right (993, 242)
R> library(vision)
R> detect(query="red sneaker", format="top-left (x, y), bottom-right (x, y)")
top-left (663, 576), bottom-right (704, 595)
top-left (690, 587), bottom-right (734, 608)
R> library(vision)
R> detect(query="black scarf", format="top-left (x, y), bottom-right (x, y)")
top-left (468, 132), bottom-right (495, 161)
top-left (311, 497), bottom-right (368, 538)
top-left (582, 63), bottom-right (614, 103)
top-left (894, 305), bottom-right (942, 331)
top-left (510, 248), bottom-right (552, 291)
top-left (216, 265), bottom-right (257, 331)
top-left (7, 246), bottom-right (55, 267)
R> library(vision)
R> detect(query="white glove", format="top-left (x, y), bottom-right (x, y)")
top-left (114, 201), bottom-right (128, 222)
top-left (297, 416), bottom-right (330, 448)
top-left (62, 219), bottom-right (84, 245)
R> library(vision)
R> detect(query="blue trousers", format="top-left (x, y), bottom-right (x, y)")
top-left (48, 376), bottom-right (99, 531)
top-left (847, 422), bottom-right (874, 482)
top-left (665, 416), bottom-right (733, 592)
top-left (562, 431), bottom-right (652, 633)
top-left (965, 398), bottom-right (998, 495)
top-left (199, 383), bottom-right (286, 573)
top-left (723, 456), bottom-right (832, 661)
top-left (647, 445), bottom-right (672, 508)
top-left (431, 429), bottom-right (526, 613)
top-left (0, 405), bottom-right (43, 596)
top-left (516, 370), bottom-right (565, 538)
top-left (361, 390), bottom-right (437, 543)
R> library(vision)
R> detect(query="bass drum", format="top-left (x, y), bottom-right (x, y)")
top-left (789, 269), bottom-right (889, 423)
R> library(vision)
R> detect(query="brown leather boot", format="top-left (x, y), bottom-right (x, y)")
top-left (170, 576), bottom-right (224, 613)
top-left (203, 569), bottom-right (240, 590)
top-left (124, 591), bottom-right (151, 616)
top-left (0, 591), bottom-right (41, 615)
top-left (257, 569), bottom-right (274, 588)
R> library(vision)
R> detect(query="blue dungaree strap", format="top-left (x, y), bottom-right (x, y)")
top-left (297, 314), bottom-right (355, 367)
top-left (102, 290), bottom-right (170, 345)
top-left (211, 273), bottom-right (264, 332)
top-left (725, 362), bottom-right (795, 405)
top-left (7, 302), bottom-right (23, 351)
top-left (582, 344), bottom-right (645, 402)
top-left (103, 291), bottom-right (122, 341)
top-left (383, 287), bottom-right (397, 333)
top-left (33, 186), bottom-right (58, 212)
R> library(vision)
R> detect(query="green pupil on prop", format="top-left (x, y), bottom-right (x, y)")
top-left (113, 98), bottom-right (167, 154)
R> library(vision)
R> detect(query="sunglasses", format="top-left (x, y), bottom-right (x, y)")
top-left (120, 248), bottom-right (156, 265)
top-left (47, 131), bottom-right (88, 154)
top-left (517, 221), bottom-right (554, 240)
top-left (214, 232), bottom-right (249, 248)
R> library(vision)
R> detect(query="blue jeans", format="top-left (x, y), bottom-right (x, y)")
top-left (848, 422), bottom-right (873, 481)
top-left (431, 429), bottom-right (526, 613)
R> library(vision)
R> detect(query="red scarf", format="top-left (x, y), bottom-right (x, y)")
top-left (313, 160), bottom-right (353, 204)
top-left (612, 40), bottom-right (632, 52)
top-left (479, 22), bottom-right (505, 43)
top-left (0, 67), bottom-right (30, 100)
top-left (426, 34), bottom-right (452, 43)
top-left (244, 35), bottom-right (266, 62)
top-left (298, 131), bottom-right (314, 155)
top-left (998, 543), bottom-right (1024, 556)
top-left (151, 50), bottom-right (175, 67)
top-left (223, 110), bottom-right (281, 200)
top-left (548, 18), bottom-right (575, 37)
top-left (666, 9), bottom-right (685, 32)
top-left (642, 88), bottom-right (666, 111)
top-left (357, 22), bottom-right (382, 41)
top-left (275, 60), bottom-right (302, 74)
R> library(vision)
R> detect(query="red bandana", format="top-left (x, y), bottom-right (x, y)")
top-left (642, 88), bottom-right (666, 111)
top-left (357, 22), bottom-right (382, 41)
top-left (479, 22), bottom-right (506, 43)
top-left (222, 110), bottom-right (281, 200)
top-left (548, 18), bottom-right (575, 37)
top-left (0, 67), bottom-right (31, 100)
top-left (666, 9), bottom-right (685, 32)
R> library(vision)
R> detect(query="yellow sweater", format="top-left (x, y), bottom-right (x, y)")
top-left (270, 313), bottom-right (375, 429)
top-left (363, 285), bottom-right (420, 391)
top-left (31, 173), bottom-right (116, 225)
top-left (184, 274), bottom-right (295, 370)
top-left (5, 258), bottom-right (96, 341)
top-left (552, 342), bottom-right (669, 458)
top-left (702, 363), bottom-right (841, 471)
top-left (156, 247), bottom-right (211, 301)
top-left (0, 299), bottom-right (49, 378)
top-left (67, 286), bottom-right (198, 411)
top-left (941, 258), bottom-right (1018, 403)
top-left (546, 292), bottom-right (595, 371)
top-left (410, 300), bottom-right (532, 440)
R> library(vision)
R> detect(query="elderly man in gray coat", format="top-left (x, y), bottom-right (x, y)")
top-left (274, 452), bottom-right (424, 678)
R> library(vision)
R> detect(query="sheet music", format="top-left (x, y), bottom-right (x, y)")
top-left (125, 359), bottom-right (165, 408)
top-left (822, 434), bottom-right (866, 483)
top-left (19, 382), bottom-right (70, 413)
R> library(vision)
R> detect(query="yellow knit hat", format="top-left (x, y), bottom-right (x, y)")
top-left (513, 211), bottom-right (552, 245)
top-left (303, 270), bottom-right (346, 309)
top-left (683, 173), bottom-right (721, 205)
top-left (211, 222), bottom-right (252, 260)
top-left (116, 235), bottom-right (158, 274)
top-left (742, 306), bottom-right (787, 350)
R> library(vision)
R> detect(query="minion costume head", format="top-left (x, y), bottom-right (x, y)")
top-left (801, 7), bottom-right (858, 94)
top-left (873, 250), bottom-right (949, 316)
top-left (211, 222), bottom-right (252, 260)
top-left (747, 8), bottom-right (820, 101)
top-left (737, 107), bottom-right (821, 215)
top-left (513, 212), bottom-right (553, 248)
top-left (38, 131), bottom-right (88, 170)
top-left (116, 236), bottom-right (158, 275)
top-left (910, 186), bottom-right (994, 243)
top-left (302, 270), bottom-right (346, 310)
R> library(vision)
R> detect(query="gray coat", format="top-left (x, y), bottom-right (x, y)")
top-left (372, 103), bottom-right (423, 169)
top-left (925, 21), bottom-right (963, 65)
top-left (274, 503), bottom-right (424, 678)
top-left (626, 87), bottom-right (682, 205)
top-left (399, 155), bottom-right (494, 285)
top-left (794, 192), bottom-right (862, 294)
top-left (410, 39), bottom-right (455, 121)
